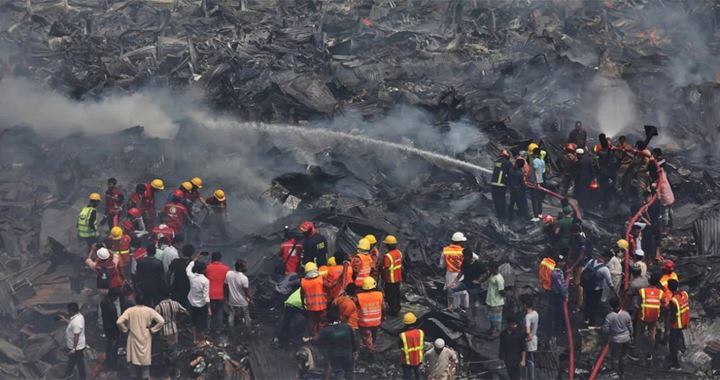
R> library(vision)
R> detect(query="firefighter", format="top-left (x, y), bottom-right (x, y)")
top-left (103, 177), bottom-right (125, 227)
top-left (204, 189), bottom-right (229, 242)
top-left (279, 226), bottom-right (303, 276)
top-left (161, 190), bottom-right (191, 236)
top-left (169, 181), bottom-right (194, 210)
top-left (399, 312), bottom-right (424, 380)
top-left (122, 208), bottom-right (147, 242)
top-left (144, 178), bottom-right (165, 228)
top-left (107, 226), bottom-right (132, 277)
top-left (85, 247), bottom-right (123, 292)
top-left (633, 273), bottom-right (664, 365)
top-left (300, 221), bottom-right (328, 267)
top-left (440, 232), bottom-right (465, 310)
top-left (352, 239), bottom-right (374, 287)
top-left (666, 280), bottom-right (689, 370)
top-left (381, 235), bottom-right (403, 317)
top-left (188, 177), bottom-right (205, 206)
top-left (128, 184), bottom-right (149, 226)
top-left (300, 262), bottom-right (327, 337)
top-left (490, 149), bottom-right (512, 219)
top-left (356, 277), bottom-right (383, 354)
top-left (559, 143), bottom-right (578, 196)
top-left (538, 254), bottom-right (556, 294)
top-left (324, 253), bottom-right (353, 301)
top-left (364, 234), bottom-right (380, 279)
top-left (77, 193), bottom-right (102, 254)
top-left (659, 260), bottom-right (679, 304)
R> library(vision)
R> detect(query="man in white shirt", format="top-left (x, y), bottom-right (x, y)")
top-left (225, 259), bottom-right (252, 328)
top-left (159, 237), bottom-right (179, 273)
top-left (62, 302), bottom-right (86, 379)
top-left (607, 249), bottom-right (623, 296)
top-left (186, 258), bottom-right (210, 344)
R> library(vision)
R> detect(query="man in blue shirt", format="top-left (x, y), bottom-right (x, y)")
top-left (529, 148), bottom-right (546, 221)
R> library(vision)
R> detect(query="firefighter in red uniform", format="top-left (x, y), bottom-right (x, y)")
top-left (161, 190), bottom-right (191, 236)
top-left (204, 189), bottom-right (228, 241)
top-left (143, 178), bottom-right (165, 228)
top-left (152, 224), bottom-right (175, 245)
top-left (106, 226), bottom-right (132, 278)
top-left (381, 235), bottom-right (403, 316)
top-left (279, 226), bottom-right (303, 276)
top-left (122, 208), bottom-right (147, 242)
top-left (187, 177), bottom-right (206, 207)
top-left (399, 312), bottom-right (424, 380)
top-left (103, 177), bottom-right (125, 227)
top-left (128, 184), bottom-right (148, 223)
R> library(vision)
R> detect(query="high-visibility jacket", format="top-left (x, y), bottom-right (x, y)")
top-left (490, 157), bottom-right (511, 187)
top-left (539, 257), bottom-right (556, 291)
top-left (357, 290), bottom-right (383, 327)
top-left (670, 291), bottom-right (690, 329)
top-left (77, 206), bottom-right (98, 238)
top-left (108, 235), bottom-right (132, 267)
top-left (383, 249), bottom-right (403, 283)
top-left (325, 263), bottom-right (353, 300)
top-left (301, 276), bottom-right (327, 311)
top-left (639, 287), bottom-right (663, 322)
top-left (399, 328), bottom-right (425, 366)
top-left (442, 244), bottom-right (464, 273)
top-left (353, 253), bottom-right (374, 287)
top-left (285, 288), bottom-right (303, 309)
top-left (660, 272), bottom-right (679, 303)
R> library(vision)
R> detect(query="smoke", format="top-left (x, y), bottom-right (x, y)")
top-left (586, 75), bottom-right (639, 138)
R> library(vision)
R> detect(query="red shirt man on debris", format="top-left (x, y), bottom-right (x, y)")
top-left (161, 190), bottom-right (191, 235)
top-left (206, 252), bottom-right (229, 332)
top-left (104, 177), bottom-right (125, 227)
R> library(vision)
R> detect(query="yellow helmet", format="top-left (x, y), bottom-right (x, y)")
top-left (181, 181), bottom-right (193, 191)
top-left (528, 143), bottom-right (539, 154)
top-left (403, 312), bottom-right (417, 325)
top-left (357, 238), bottom-right (371, 252)
top-left (110, 226), bottom-right (123, 240)
top-left (214, 189), bottom-right (226, 202)
top-left (361, 276), bottom-right (377, 290)
top-left (88, 192), bottom-right (102, 201)
top-left (304, 262), bottom-right (318, 273)
top-left (327, 257), bottom-right (337, 266)
top-left (364, 234), bottom-right (377, 245)
top-left (382, 235), bottom-right (398, 245)
top-left (191, 177), bottom-right (203, 189)
top-left (150, 179), bottom-right (164, 190)
top-left (616, 239), bottom-right (629, 250)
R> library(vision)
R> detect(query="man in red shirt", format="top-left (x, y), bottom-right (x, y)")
top-left (279, 226), bottom-right (303, 276)
top-left (206, 252), bottom-right (229, 333)
top-left (161, 191), bottom-right (191, 235)
top-left (103, 177), bottom-right (125, 227)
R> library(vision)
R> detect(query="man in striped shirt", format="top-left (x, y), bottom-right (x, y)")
top-left (155, 293), bottom-right (187, 377)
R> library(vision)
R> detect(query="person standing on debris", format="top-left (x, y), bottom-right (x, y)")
top-left (116, 294), bottom-right (165, 380)
top-left (523, 296), bottom-right (539, 380)
top-left (161, 190), bottom-right (192, 236)
top-left (135, 244), bottom-right (166, 307)
top-left (170, 182), bottom-right (194, 210)
top-left (186, 177), bottom-right (206, 208)
top-left (666, 279), bottom-right (689, 371)
top-left (528, 146), bottom-right (546, 221)
top-left (568, 121), bottom-right (587, 149)
top-left (300, 221), bottom-right (329, 267)
top-left (659, 260), bottom-right (679, 304)
top-left (364, 234), bottom-right (380, 276)
top-left (574, 148), bottom-right (597, 210)
top-left (158, 236), bottom-right (179, 273)
top-left (107, 226), bottom-right (132, 275)
top-left (653, 148), bottom-right (675, 229)
top-left (128, 184), bottom-right (149, 224)
top-left (186, 256), bottom-right (210, 345)
top-left (316, 306), bottom-right (359, 380)
top-left (607, 246), bottom-right (624, 296)
top-left (440, 232), bottom-right (466, 311)
top-left (424, 338), bottom-right (457, 380)
top-left (490, 149), bottom-right (512, 219)
top-left (154, 292), bottom-right (187, 378)
top-left (549, 256), bottom-right (568, 337)
top-left (582, 255), bottom-right (615, 326)
top-left (280, 226), bottom-right (303, 276)
top-left (205, 189), bottom-right (229, 241)
top-left (602, 297), bottom-right (633, 379)
top-left (631, 272), bottom-right (660, 365)
top-left (122, 207), bottom-right (147, 242)
top-left (144, 178), bottom-right (165, 228)
top-left (614, 136), bottom-right (634, 193)
top-left (499, 316), bottom-right (526, 380)
top-left (450, 252), bottom-right (484, 325)
top-left (301, 262), bottom-right (328, 337)
top-left (381, 235), bottom-right (403, 317)
top-left (272, 288), bottom-right (307, 348)
top-left (77, 192), bottom-right (101, 254)
top-left (507, 157), bottom-right (530, 221)
top-left (100, 289), bottom-right (122, 370)
top-left (486, 262), bottom-right (505, 337)
top-left (326, 253), bottom-right (353, 301)
top-left (103, 177), bottom-right (125, 227)
top-left (352, 238), bottom-right (374, 287)
top-left (226, 259), bottom-right (252, 329)
top-left (538, 253), bottom-right (556, 294)
top-left (559, 143), bottom-right (578, 196)
top-left (61, 302), bottom-right (86, 380)
top-left (626, 264), bottom-right (649, 324)
top-left (85, 247), bottom-right (123, 292)
top-left (206, 251), bottom-right (230, 333)
top-left (553, 207), bottom-right (574, 256)
top-left (334, 283), bottom-right (359, 330)
top-left (356, 277), bottom-right (384, 354)
top-left (168, 244), bottom-right (194, 309)
top-left (398, 312), bottom-right (425, 380)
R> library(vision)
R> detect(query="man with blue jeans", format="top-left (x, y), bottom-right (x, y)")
top-left (523, 296), bottom-right (539, 380)
top-left (450, 252), bottom-right (484, 325)
top-left (550, 257), bottom-right (568, 337)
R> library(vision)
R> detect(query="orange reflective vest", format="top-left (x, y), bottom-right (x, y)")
top-left (301, 276), bottom-right (327, 311)
top-left (539, 257), bottom-right (556, 291)
top-left (357, 291), bottom-right (383, 327)
top-left (660, 272), bottom-right (679, 303)
top-left (639, 287), bottom-right (663, 323)
top-left (400, 328), bottom-right (425, 366)
top-left (353, 253), bottom-right (373, 287)
top-left (108, 235), bottom-right (132, 267)
top-left (383, 249), bottom-right (403, 284)
top-left (442, 244), bottom-right (464, 273)
top-left (325, 263), bottom-right (353, 300)
top-left (670, 291), bottom-right (690, 329)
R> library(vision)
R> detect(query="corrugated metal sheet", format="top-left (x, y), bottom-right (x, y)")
top-left (694, 210), bottom-right (720, 256)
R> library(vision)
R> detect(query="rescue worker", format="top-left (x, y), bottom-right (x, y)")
top-left (615, 136), bottom-right (634, 193)
top-left (633, 273), bottom-right (663, 365)
top-left (300, 262), bottom-right (327, 337)
top-left (325, 253), bottom-right (353, 301)
top-left (300, 221), bottom-right (328, 267)
top-left (574, 148), bottom-right (597, 210)
top-left (538, 254), bottom-right (556, 294)
top-left (144, 178), bottom-right (165, 228)
top-left (122, 208), bottom-right (147, 242)
top-left (107, 226), bottom-right (132, 276)
top-left (553, 207), bottom-right (574, 256)
top-left (161, 190), bottom-right (191, 236)
top-left (279, 226), bottom-right (303, 276)
top-left (549, 256), bottom-right (568, 337)
top-left (559, 143), bottom-right (578, 195)
top-left (659, 260), bottom-right (679, 304)
top-left (399, 312), bottom-right (424, 380)
top-left (85, 247), bottom-right (123, 292)
top-left (356, 277), bottom-right (383, 354)
top-left (595, 133), bottom-right (616, 208)
top-left (364, 234), bottom-right (380, 279)
top-left (188, 177), bottom-right (205, 206)
top-left (128, 184), bottom-right (149, 226)
top-left (78, 193), bottom-right (102, 254)
top-left (152, 224), bottom-right (175, 246)
top-left (490, 150), bottom-right (512, 219)
top-left (103, 178), bottom-right (125, 227)
top-left (666, 279), bottom-right (689, 370)
top-left (507, 157), bottom-right (529, 221)
top-left (381, 235), bottom-right (403, 316)
top-left (204, 189), bottom-right (229, 241)
top-left (168, 182), bottom-right (194, 210)
top-left (440, 232), bottom-right (466, 311)
top-left (334, 283), bottom-right (359, 330)
top-left (568, 121), bottom-right (587, 148)
top-left (352, 239), bottom-right (374, 287)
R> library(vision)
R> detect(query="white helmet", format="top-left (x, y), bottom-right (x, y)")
top-left (96, 247), bottom-right (110, 260)
top-left (575, 148), bottom-right (585, 155)
top-left (451, 232), bottom-right (467, 242)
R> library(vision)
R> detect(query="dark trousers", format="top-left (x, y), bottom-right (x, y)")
top-left (105, 337), bottom-right (120, 369)
top-left (504, 361), bottom-right (521, 380)
top-left (492, 186), bottom-right (507, 218)
top-left (402, 364), bottom-right (421, 380)
top-left (63, 349), bottom-right (86, 379)
top-left (550, 293), bottom-right (565, 336)
top-left (508, 190), bottom-right (529, 220)
top-left (329, 354), bottom-right (355, 380)
top-left (385, 282), bottom-right (401, 316)
top-left (584, 287), bottom-right (603, 325)
top-left (609, 341), bottom-right (628, 376)
top-left (210, 300), bottom-right (225, 331)
top-left (531, 188), bottom-right (544, 217)
top-left (275, 307), bottom-right (306, 343)
top-left (669, 329), bottom-right (684, 368)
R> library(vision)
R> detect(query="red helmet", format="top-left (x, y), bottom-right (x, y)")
top-left (172, 189), bottom-right (185, 199)
top-left (542, 215), bottom-right (555, 225)
top-left (299, 221), bottom-right (315, 233)
top-left (128, 208), bottom-right (142, 218)
top-left (499, 149), bottom-right (511, 158)
top-left (663, 259), bottom-right (675, 271)
top-left (565, 143), bottom-right (577, 153)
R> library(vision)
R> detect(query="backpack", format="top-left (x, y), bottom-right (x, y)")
top-left (581, 260), bottom-right (605, 289)
top-left (96, 264), bottom-right (112, 289)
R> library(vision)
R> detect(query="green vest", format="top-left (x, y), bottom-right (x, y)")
top-left (285, 288), bottom-right (304, 309)
top-left (77, 206), bottom-right (98, 238)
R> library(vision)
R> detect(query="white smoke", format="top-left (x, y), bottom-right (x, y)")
top-left (587, 75), bottom-right (639, 138)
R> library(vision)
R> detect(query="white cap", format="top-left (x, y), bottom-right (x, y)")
top-left (575, 148), bottom-right (585, 154)
top-left (434, 338), bottom-right (445, 349)
top-left (635, 249), bottom-right (645, 257)
top-left (451, 232), bottom-right (467, 242)
top-left (96, 247), bottom-right (110, 260)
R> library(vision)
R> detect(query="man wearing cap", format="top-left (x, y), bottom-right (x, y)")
top-left (440, 233), bottom-right (466, 311)
top-left (424, 339), bottom-right (457, 380)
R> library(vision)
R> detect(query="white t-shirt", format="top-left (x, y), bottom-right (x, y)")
top-left (160, 245), bottom-right (179, 273)
top-left (225, 271), bottom-right (250, 307)
top-left (65, 313), bottom-right (86, 350)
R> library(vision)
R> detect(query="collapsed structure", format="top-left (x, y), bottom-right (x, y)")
top-left (0, 0), bottom-right (720, 379)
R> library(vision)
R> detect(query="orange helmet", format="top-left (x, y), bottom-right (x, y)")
top-left (299, 221), bottom-right (315, 233)
top-left (542, 215), bottom-right (555, 225)
top-left (565, 143), bottom-right (577, 153)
